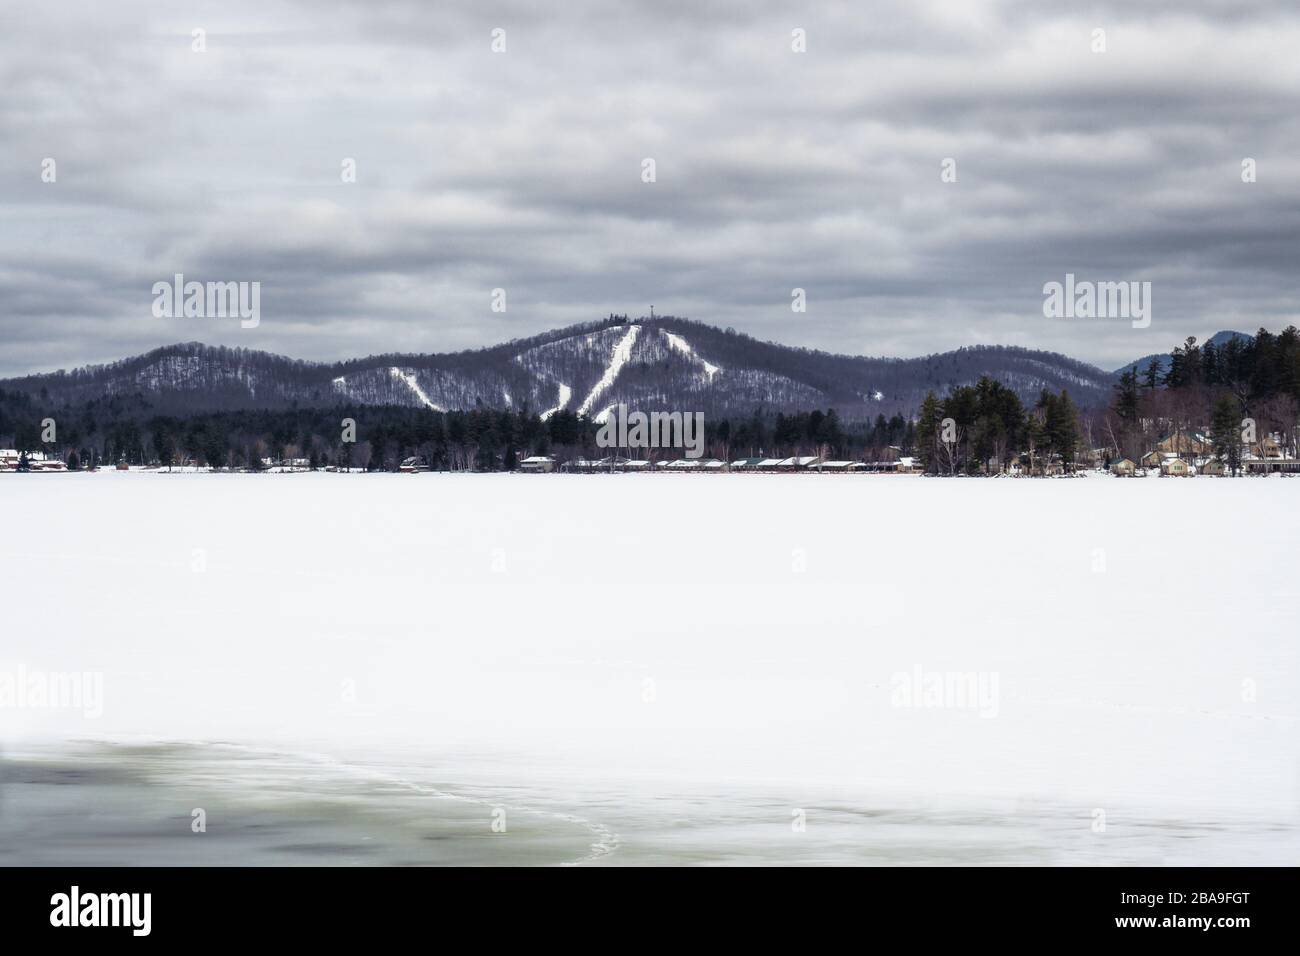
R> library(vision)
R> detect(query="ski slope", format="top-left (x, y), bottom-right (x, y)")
top-left (576, 325), bottom-right (640, 416)
top-left (661, 329), bottom-right (721, 382)
top-left (389, 367), bottom-right (443, 411)
top-left (540, 383), bottom-right (572, 421)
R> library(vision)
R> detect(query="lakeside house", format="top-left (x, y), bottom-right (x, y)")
top-left (1161, 457), bottom-right (1191, 477)
top-left (1235, 434), bottom-right (1300, 473)
top-left (1253, 436), bottom-right (1283, 459)
top-left (0, 450), bottom-right (68, 472)
top-left (1110, 458), bottom-right (1137, 476)
top-left (561, 456), bottom-right (656, 472)
top-left (516, 455), bottom-right (555, 472)
top-left (1243, 456), bottom-right (1300, 474)
top-left (260, 456), bottom-right (311, 471)
top-left (1156, 432), bottom-right (1212, 457)
top-left (858, 457), bottom-right (919, 473)
top-left (775, 456), bottom-right (821, 470)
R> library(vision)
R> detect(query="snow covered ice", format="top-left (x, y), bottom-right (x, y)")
top-left (1, 471), bottom-right (1297, 864)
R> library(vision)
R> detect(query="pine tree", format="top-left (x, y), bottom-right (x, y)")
top-left (1209, 394), bottom-right (1242, 476)
top-left (1142, 359), bottom-right (1162, 391)
top-left (1115, 369), bottom-right (1140, 423)
top-left (916, 392), bottom-right (942, 474)
top-left (1045, 390), bottom-right (1079, 470)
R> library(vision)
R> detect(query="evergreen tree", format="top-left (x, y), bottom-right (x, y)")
top-left (1142, 359), bottom-right (1162, 391)
top-left (1046, 390), bottom-right (1080, 469)
top-left (916, 391), bottom-right (943, 474)
top-left (1114, 369), bottom-right (1140, 423)
top-left (1163, 336), bottom-right (1202, 389)
top-left (1209, 393), bottom-right (1242, 476)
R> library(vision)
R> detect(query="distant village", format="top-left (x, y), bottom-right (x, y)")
top-left (1101, 432), bottom-right (1299, 476)
top-left (519, 428), bottom-right (1299, 476)
top-left (4, 430), bottom-right (1296, 477)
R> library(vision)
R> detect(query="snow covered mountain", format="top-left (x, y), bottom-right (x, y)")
top-left (1, 317), bottom-right (1118, 419)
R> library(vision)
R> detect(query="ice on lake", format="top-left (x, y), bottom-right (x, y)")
top-left (2, 471), bottom-right (1297, 864)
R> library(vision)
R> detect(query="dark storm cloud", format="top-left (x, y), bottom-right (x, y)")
top-left (1, 0), bottom-right (1298, 376)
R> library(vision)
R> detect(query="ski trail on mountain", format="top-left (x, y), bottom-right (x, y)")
top-left (661, 329), bottom-right (721, 381)
top-left (389, 367), bottom-right (443, 411)
top-left (540, 383), bottom-right (572, 421)
top-left (577, 325), bottom-right (640, 416)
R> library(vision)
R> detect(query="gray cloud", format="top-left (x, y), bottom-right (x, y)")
top-left (2, 0), bottom-right (1299, 376)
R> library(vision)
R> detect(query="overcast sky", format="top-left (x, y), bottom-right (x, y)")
top-left (2, 0), bottom-right (1299, 377)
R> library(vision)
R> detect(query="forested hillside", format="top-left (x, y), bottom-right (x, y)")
top-left (0, 316), bottom-right (1117, 423)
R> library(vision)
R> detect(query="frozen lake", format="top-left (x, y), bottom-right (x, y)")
top-left (2, 471), bottom-right (1298, 864)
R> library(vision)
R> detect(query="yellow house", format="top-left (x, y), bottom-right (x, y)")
top-left (1110, 458), bottom-right (1136, 476)
top-left (1161, 457), bottom-right (1190, 477)
top-left (1157, 433), bottom-right (1211, 456)
top-left (1253, 437), bottom-right (1283, 459)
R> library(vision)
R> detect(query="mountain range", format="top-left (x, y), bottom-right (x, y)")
top-left (0, 317), bottom-right (1239, 421)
